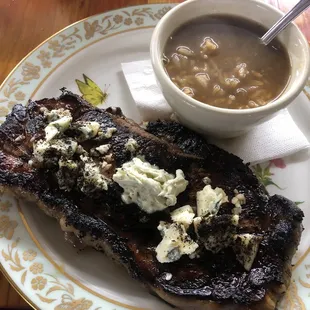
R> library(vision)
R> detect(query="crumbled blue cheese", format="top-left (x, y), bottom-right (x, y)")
top-left (44, 125), bottom-right (58, 142)
top-left (33, 138), bottom-right (78, 162)
top-left (57, 158), bottom-right (79, 191)
top-left (79, 155), bottom-right (109, 192)
top-left (202, 176), bottom-right (211, 185)
top-left (193, 217), bottom-right (202, 234)
top-left (171, 205), bottom-right (195, 228)
top-left (232, 192), bottom-right (246, 215)
top-left (160, 170), bottom-right (188, 206)
top-left (59, 158), bottom-right (78, 170)
top-left (96, 144), bottom-right (111, 154)
top-left (233, 234), bottom-right (262, 271)
top-left (231, 214), bottom-right (239, 226)
top-left (99, 127), bottom-right (117, 139)
top-left (194, 215), bottom-right (238, 253)
top-left (125, 138), bottom-right (139, 152)
top-left (45, 115), bottom-right (72, 141)
top-left (156, 221), bottom-right (198, 263)
top-left (76, 145), bottom-right (87, 155)
top-left (196, 185), bottom-right (228, 217)
top-left (202, 225), bottom-right (233, 253)
top-left (112, 157), bottom-right (188, 213)
top-left (43, 108), bottom-right (71, 123)
top-left (201, 234), bottom-right (217, 251)
top-left (75, 122), bottom-right (100, 142)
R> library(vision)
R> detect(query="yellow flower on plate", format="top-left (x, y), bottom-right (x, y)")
top-left (23, 249), bottom-right (37, 262)
top-left (31, 276), bottom-right (47, 291)
top-left (30, 262), bottom-right (44, 275)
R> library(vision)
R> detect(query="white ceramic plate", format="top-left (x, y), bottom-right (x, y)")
top-left (0, 4), bottom-right (309, 310)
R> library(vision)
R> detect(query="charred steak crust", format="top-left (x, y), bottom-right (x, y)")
top-left (0, 89), bottom-right (304, 310)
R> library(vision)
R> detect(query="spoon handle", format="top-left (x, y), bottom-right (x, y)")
top-left (261, 0), bottom-right (310, 45)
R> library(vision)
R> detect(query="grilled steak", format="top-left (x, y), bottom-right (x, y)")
top-left (0, 89), bottom-right (303, 310)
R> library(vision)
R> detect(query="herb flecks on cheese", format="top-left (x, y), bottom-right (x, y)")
top-left (112, 157), bottom-right (188, 213)
top-left (74, 121), bottom-right (101, 142)
top-left (33, 138), bottom-right (78, 163)
top-left (233, 234), bottom-right (262, 271)
top-left (196, 185), bottom-right (228, 218)
top-left (45, 115), bottom-right (72, 141)
top-left (78, 156), bottom-right (110, 194)
top-left (171, 205), bottom-right (195, 228)
top-left (156, 221), bottom-right (198, 263)
top-left (125, 138), bottom-right (139, 152)
top-left (32, 108), bottom-right (113, 195)
top-left (231, 214), bottom-right (240, 226)
top-left (196, 216), bottom-right (236, 253)
top-left (56, 158), bottom-right (79, 192)
top-left (99, 127), bottom-right (117, 139)
top-left (43, 108), bottom-right (72, 122)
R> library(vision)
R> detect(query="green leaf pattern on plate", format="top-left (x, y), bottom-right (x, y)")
top-left (252, 159), bottom-right (305, 207)
top-left (295, 201), bottom-right (305, 206)
top-left (252, 161), bottom-right (283, 189)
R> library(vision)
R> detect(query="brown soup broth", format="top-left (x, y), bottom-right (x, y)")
top-left (163, 15), bottom-right (291, 109)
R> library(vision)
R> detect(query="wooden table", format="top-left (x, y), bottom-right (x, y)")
top-left (0, 0), bottom-right (309, 308)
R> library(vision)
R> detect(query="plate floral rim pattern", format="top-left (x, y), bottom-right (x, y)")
top-left (0, 3), bottom-right (310, 310)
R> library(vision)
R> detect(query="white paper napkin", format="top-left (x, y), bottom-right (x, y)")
top-left (122, 60), bottom-right (309, 165)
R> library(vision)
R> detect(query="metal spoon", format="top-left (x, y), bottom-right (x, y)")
top-left (261, 0), bottom-right (310, 45)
